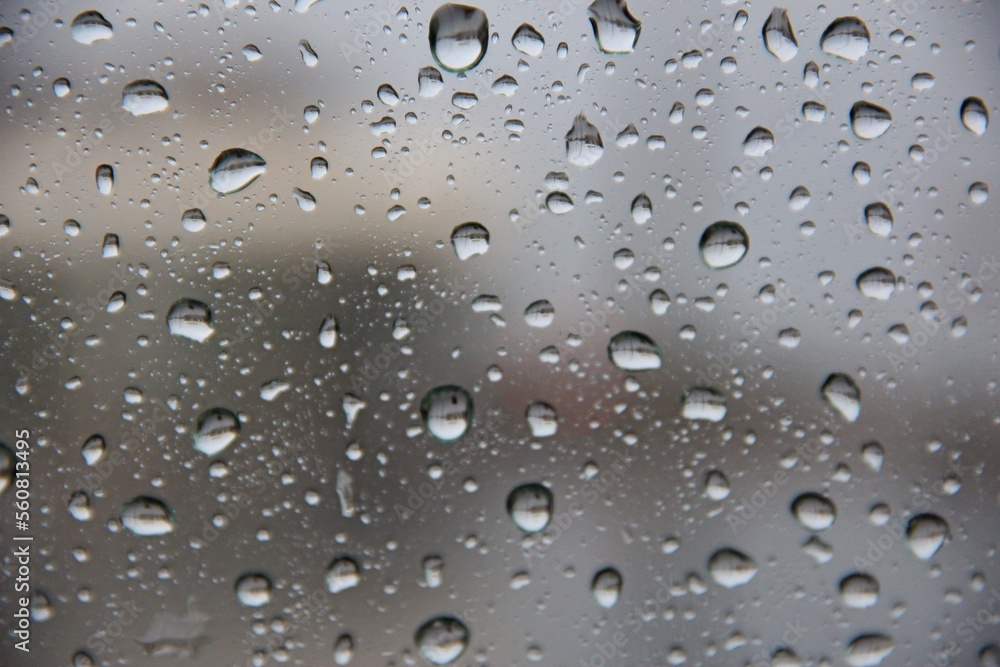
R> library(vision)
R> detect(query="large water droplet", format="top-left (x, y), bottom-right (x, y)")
top-left (856, 267), bottom-right (895, 300)
top-left (319, 315), bottom-right (339, 349)
top-left (588, 0), bottom-right (641, 54)
top-left (820, 17), bottom-right (870, 61)
top-left (864, 203), bottom-right (893, 237)
top-left (591, 567), bottom-right (622, 608)
top-left (840, 573), bottom-right (879, 608)
top-left (429, 4), bottom-right (489, 73)
top-left (743, 126), bottom-right (774, 157)
top-left (451, 222), bottom-right (490, 260)
top-left (700, 222), bottom-right (749, 269)
top-left (166, 298), bottom-right (213, 343)
top-left (681, 387), bottom-right (727, 422)
top-left (507, 483), bottom-right (553, 532)
top-left (120, 496), bottom-right (174, 536)
top-left (421, 385), bottom-right (473, 442)
top-left (704, 470), bottom-right (731, 500)
top-left (526, 401), bottom-right (558, 437)
top-left (608, 331), bottom-right (661, 371)
top-left (209, 148), bottom-right (266, 195)
top-left (81, 435), bottom-right (105, 466)
top-left (762, 8), bottom-right (798, 62)
top-left (708, 548), bottom-right (757, 588)
top-left (235, 573), bottom-right (272, 607)
top-left (631, 193), bottom-right (652, 224)
top-left (415, 616), bottom-right (469, 665)
top-left (791, 492), bottom-right (837, 531)
top-left (850, 102), bottom-right (892, 139)
top-left (565, 113), bottom-right (604, 167)
top-left (822, 373), bottom-right (861, 422)
top-left (71, 11), bottom-right (113, 44)
top-left (845, 634), bottom-right (894, 667)
top-left (193, 408), bottom-right (240, 456)
top-left (512, 23), bottom-right (544, 56)
top-left (95, 165), bottom-right (114, 196)
top-left (907, 513), bottom-right (949, 559)
top-left (524, 300), bottom-right (554, 328)
top-left (961, 97), bottom-right (989, 136)
top-left (325, 557), bottom-right (361, 593)
top-left (121, 80), bottom-right (169, 116)
top-left (334, 633), bottom-right (355, 665)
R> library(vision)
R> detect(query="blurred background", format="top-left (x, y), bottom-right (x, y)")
top-left (0, 0), bottom-right (998, 665)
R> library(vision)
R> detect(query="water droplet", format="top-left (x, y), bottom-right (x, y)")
top-left (856, 267), bottom-right (895, 300)
top-left (415, 616), bottom-right (469, 665)
top-left (961, 97), bottom-right (989, 135)
top-left (53, 77), bottom-right (71, 98)
top-left (762, 8), bottom-right (798, 62)
top-left (907, 513), bottom-right (949, 559)
top-left (820, 17), bottom-right (870, 61)
top-left (334, 633), bottom-right (355, 665)
top-left (377, 83), bottom-right (399, 105)
top-left (565, 113), bottom-right (604, 167)
top-left (546, 191), bottom-right (574, 214)
top-left (507, 483), bottom-right (553, 532)
top-left (591, 567), bottom-right (622, 608)
top-left (845, 634), bottom-right (894, 667)
top-left (66, 491), bottom-right (94, 521)
top-left (743, 126), bottom-right (774, 157)
top-left (166, 299), bottom-right (213, 343)
top-left (81, 435), bottom-right (105, 466)
top-left (822, 373), bottom-right (861, 422)
top-left (451, 222), bottom-right (490, 260)
top-left (700, 222), bottom-right (749, 269)
top-left (524, 300), bottom-right (554, 328)
top-left (840, 573), bottom-right (879, 608)
top-left (235, 573), bottom-right (272, 607)
top-left (193, 408), bottom-right (240, 456)
top-left (681, 387), bottom-right (727, 422)
top-left (421, 385), bottom-right (473, 442)
top-left (608, 331), bottom-right (661, 371)
top-left (418, 66), bottom-right (444, 97)
top-left (423, 555), bottom-right (444, 588)
top-left (588, 0), bottom-right (641, 54)
top-left (293, 187), bottom-right (316, 211)
top-left (429, 4), bottom-right (489, 73)
top-left (325, 557), bottom-right (361, 593)
top-left (850, 102), bottom-right (892, 139)
top-left (512, 23), bottom-right (544, 56)
top-left (181, 208), bottom-right (207, 233)
top-left (704, 470), bottom-right (730, 500)
top-left (631, 193), bottom-right (652, 223)
top-left (708, 548), bottom-right (758, 588)
top-left (792, 492), bottom-right (836, 530)
top-left (120, 496), bottom-right (174, 536)
top-left (93, 166), bottom-right (114, 198)
top-left (209, 148), bottom-right (266, 195)
top-left (121, 80), bottom-right (169, 116)
top-left (299, 39), bottom-right (318, 66)
top-left (526, 401), bottom-right (558, 437)
top-left (864, 203), bottom-right (893, 237)
top-left (319, 315), bottom-right (339, 348)
top-left (311, 157), bottom-right (329, 179)
top-left (861, 442), bottom-right (884, 471)
top-left (71, 11), bottom-right (113, 44)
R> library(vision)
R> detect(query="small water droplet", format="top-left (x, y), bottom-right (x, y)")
top-left (822, 373), bottom-right (861, 422)
top-left (235, 573), bottom-right (272, 607)
top-left (792, 492), bottom-right (837, 530)
top-left (961, 97), bottom-right (989, 135)
top-left (166, 299), bottom-right (213, 343)
top-left (907, 513), bottom-right (949, 559)
top-left (708, 548), bottom-right (758, 588)
top-left (193, 408), bottom-right (240, 456)
top-left (565, 113), bottom-right (604, 167)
